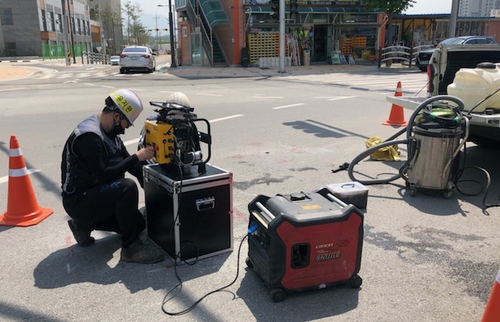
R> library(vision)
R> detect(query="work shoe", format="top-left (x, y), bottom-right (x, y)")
top-left (68, 219), bottom-right (95, 247)
top-left (120, 239), bottom-right (164, 264)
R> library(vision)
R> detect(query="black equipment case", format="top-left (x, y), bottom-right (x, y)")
top-left (144, 164), bottom-right (233, 263)
top-left (246, 187), bottom-right (364, 302)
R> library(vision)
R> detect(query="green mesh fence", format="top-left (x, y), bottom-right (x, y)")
top-left (42, 43), bottom-right (86, 60)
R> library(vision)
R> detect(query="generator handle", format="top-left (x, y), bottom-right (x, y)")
top-left (325, 193), bottom-right (348, 208)
top-left (194, 118), bottom-right (211, 164)
top-left (256, 202), bottom-right (275, 221)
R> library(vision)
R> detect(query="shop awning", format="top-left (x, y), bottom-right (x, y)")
top-left (199, 0), bottom-right (230, 28)
top-left (245, 6), bottom-right (379, 14)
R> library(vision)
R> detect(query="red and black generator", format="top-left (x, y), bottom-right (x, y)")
top-left (246, 187), bottom-right (364, 302)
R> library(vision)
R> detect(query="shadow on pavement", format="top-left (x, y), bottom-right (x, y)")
top-left (237, 266), bottom-right (360, 321)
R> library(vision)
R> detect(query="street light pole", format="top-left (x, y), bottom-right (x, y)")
top-left (61, 0), bottom-right (70, 66)
top-left (155, 13), bottom-right (159, 51)
top-left (98, 0), bottom-right (107, 59)
top-left (449, 0), bottom-right (459, 38)
top-left (66, 0), bottom-right (76, 63)
top-left (158, 3), bottom-right (177, 68)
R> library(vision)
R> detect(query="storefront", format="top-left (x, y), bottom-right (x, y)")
top-left (244, 6), bottom-right (381, 66)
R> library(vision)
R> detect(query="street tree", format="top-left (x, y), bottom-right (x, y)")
top-left (90, 3), bottom-right (123, 54)
top-left (122, 1), bottom-right (150, 45)
top-left (364, 0), bottom-right (415, 47)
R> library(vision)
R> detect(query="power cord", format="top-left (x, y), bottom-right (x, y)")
top-left (161, 234), bottom-right (249, 316)
top-left (454, 165), bottom-right (498, 211)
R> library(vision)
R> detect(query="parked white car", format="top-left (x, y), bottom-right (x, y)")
top-left (119, 46), bottom-right (156, 74)
top-left (109, 55), bottom-right (120, 65)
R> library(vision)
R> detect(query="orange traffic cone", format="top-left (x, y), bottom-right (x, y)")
top-left (383, 81), bottom-right (407, 126)
top-left (482, 269), bottom-right (500, 321)
top-left (0, 135), bottom-right (53, 227)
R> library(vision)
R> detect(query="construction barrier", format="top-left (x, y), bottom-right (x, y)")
top-left (383, 81), bottom-right (408, 127)
top-left (0, 135), bottom-right (53, 227)
top-left (482, 268), bottom-right (500, 321)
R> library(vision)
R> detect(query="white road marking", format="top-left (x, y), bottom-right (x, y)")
top-left (251, 96), bottom-right (283, 99)
top-left (272, 103), bottom-right (305, 110)
top-left (197, 93), bottom-right (224, 97)
top-left (209, 114), bottom-right (244, 123)
top-left (328, 96), bottom-right (357, 101)
top-left (0, 88), bottom-right (25, 92)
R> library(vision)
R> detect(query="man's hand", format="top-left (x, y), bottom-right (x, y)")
top-left (136, 146), bottom-right (155, 162)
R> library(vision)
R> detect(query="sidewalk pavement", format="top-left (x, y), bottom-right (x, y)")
top-left (0, 56), bottom-right (418, 81)
top-left (0, 64), bottom-right (40, 81)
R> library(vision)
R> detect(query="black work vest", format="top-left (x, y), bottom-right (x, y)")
top-left (61, 114), bottom-right (124, 195)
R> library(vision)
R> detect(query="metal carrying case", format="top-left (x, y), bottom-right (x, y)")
top-left (246, 187), bottom-right (364, 302)
top-left (144, 164), bottom-right (233, 263)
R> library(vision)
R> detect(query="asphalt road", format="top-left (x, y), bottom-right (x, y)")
top-left (0, 65), bottom-right (499, 321)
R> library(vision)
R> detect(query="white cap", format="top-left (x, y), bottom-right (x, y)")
top-left (166, 92), bottom-right (191, 108)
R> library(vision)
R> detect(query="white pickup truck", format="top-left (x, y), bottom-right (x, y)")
top-left (387, 44), bottom-right (500, 147)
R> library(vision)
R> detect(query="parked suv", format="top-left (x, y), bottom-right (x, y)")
top-left (416, 36), bottom-right (498, 71)
top-left (119, 46), bottom-right (156, 74)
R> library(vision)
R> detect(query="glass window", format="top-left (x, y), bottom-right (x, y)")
top-left (47, 11), bottom-right (55, 32)
top-left (5, 42), bottom-right (16, 56)
top-left (123, 47), bottom-right (147, 52)
top-left (56, 14), bottom-right (62, 32)
top-left (40, 9), bottom-right (47, 31)
top-left (0, 8), bottom-right (13, 25)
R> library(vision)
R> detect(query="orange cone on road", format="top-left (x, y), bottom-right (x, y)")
top-left (482, 269), bottom-right (500, 321)
top-left (383, 81), bottom-right (407, 127)
top-left (0, 135), bottom-right (53, 227)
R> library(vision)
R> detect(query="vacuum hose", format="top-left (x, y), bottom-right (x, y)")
top-left (347, 95), bottom-right (465, 185)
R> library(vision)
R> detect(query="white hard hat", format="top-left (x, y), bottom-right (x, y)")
top-left (166, 92), bottom-right (191, 108)
top-left (109, 89), bottom-right (143, 125)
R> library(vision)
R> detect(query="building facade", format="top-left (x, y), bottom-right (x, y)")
top-left (0, 0), bottom-right (123, 59)
top-left (391, 13), bottom-right (500, 48)
top-left (459, 0), bottom-right (500, 17)
top-left (88, 0), bottom-right (123, 54)
top-left (175, 0), bottom-right (383, 67)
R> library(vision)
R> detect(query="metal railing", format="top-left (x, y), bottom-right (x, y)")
top-left (82, 52), bottom-right (108, 64)
top-left (379, 45), bottom-right (412, 66)
top-left (378, 45), bottom-right (434, 68)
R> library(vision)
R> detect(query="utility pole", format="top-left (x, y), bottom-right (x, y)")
top-left (168, 0), bottom-right (177, 68)
top-left (155, 13), bottom-right (159, 50)
top-left (66, 0), bottom-right (76, 63)
top-left (158, 3), bottom-right (177, 68)
top-left (98, 0), bottom-right (107, 60)
top-left (61, 0), bottom-right (70, 66)
top-left (278, 0), bottom-right (285, 73)
top-left (449, 0), bottom-right (460, 38)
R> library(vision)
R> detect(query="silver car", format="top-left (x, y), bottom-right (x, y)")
top-left (109, 55), bottom-right (120, 65)
top-left (119, 46), bottom-right (156, 74)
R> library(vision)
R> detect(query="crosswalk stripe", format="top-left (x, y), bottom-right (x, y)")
top-left (29, 69), bottom-right (429, 93)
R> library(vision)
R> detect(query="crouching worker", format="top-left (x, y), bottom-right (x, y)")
top-left (61, 89), bottom-right (164, 264)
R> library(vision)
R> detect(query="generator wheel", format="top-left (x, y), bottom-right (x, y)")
top-left (409, 187), bottom-right (417, 197)
top-left (443, 190), bottom-right (454, 199)
top-left (271, 289), bottom-right (285, 303)
top-left (348, 275), bottom-right (363, 288)
top-left (245, 258), bottom-right (254, 269)
top-left (443, 182), bottom-right (455, 199)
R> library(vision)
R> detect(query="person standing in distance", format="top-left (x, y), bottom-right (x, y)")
top-left (61, 89), bottom-right (164, 264)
